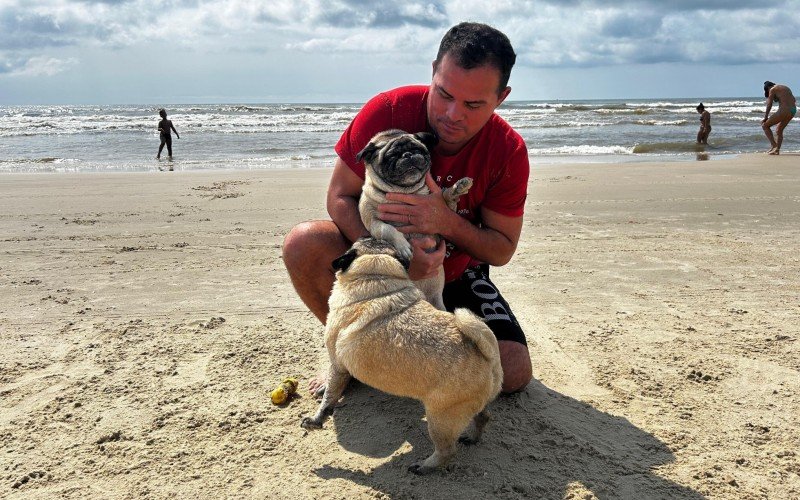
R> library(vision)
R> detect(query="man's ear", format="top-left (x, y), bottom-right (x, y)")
top-left (331, 249), bottom-right (358, 273)
top-left (497, 86), bottom-right (511, 107)
top-left (414, 132), bottom-right (438, 152)
top-left (356, 142), bottom-right (378, 164)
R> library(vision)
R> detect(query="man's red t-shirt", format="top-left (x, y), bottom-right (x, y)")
top-left (335, 85), bottom-right (529, 282)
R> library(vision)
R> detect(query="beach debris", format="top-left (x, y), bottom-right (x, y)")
top-left (687, 369), bottom-right (717, 383)
top-left (11, 470), bottom-right (47, 489)
top-left (96, 430), bottom-right (124, 444)
top-left (270, 377), bottom-right (299, 405)
top-left (200, 316), bottom-right (225, 329)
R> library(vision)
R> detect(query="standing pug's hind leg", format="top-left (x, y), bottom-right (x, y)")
top-left (459, 408), bottom-right (490, 445)
top-left (409, 404), bottom-right (475, 474)
top-left (301, 366), bottom-right (351, 429)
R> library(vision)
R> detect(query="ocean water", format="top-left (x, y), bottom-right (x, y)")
top-left (0, 97), bottom-right (775, 173)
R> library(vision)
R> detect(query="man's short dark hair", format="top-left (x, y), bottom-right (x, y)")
top-left (158, 108), bottom-right (167, 118)
top-left (434, 22), bottom-right (516, 93)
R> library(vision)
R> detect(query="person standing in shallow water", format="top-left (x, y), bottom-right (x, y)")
top-left (762, 81), bottom-right (796, 155)
top-left (156, 108), bottom-right (180, 160)
top-left (696, 103), bottom-right (711, 145)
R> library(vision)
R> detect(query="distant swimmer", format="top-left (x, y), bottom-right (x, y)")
top-left (696, 103), bottom-right (711, 145)
top-left (761, 81), bottom-right (796, 155)
top-left (156, 108), bottom-right (180, 161)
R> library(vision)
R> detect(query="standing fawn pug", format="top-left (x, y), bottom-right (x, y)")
top-left (301, 237), bottom-right (503, 474)
top-left (356, 129), bottom-right (472, 310)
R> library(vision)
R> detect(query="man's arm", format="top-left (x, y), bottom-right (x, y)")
top-left (327, 157), bottom-right (369, 243)
top-left (763, 91), bottom-right (774, 122)
top-left (171, 122), bottom-right (179, 138)
top-left (434, 205), bottom-right (521, 266)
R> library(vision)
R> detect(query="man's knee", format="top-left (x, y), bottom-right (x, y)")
top-left (498, 340), bottom-right (532, 393)
top-left (282, 220), bottom-right (349, 275)
top-left (283, 222), bottom-right (317, 259)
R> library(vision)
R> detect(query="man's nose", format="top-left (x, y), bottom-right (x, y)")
top-left (445, 101), bottom-right (463, 121)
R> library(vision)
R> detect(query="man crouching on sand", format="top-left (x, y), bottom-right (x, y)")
top-left (282, 22), bottom-right (533, 395)
top-left (762, 81), bottom-right (796, 155)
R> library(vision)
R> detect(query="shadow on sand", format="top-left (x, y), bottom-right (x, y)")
top-left (312, 379), bottom-right (703, 499)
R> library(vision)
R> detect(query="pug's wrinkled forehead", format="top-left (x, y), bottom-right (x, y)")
top-left (356, 129), bottom-right (438, 165)
top-left (375, 130), bottom-right (429, 150)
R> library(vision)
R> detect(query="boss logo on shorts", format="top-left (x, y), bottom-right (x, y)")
top-left (464, 268), bottom-right (512, 322)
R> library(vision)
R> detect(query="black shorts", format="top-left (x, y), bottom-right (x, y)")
top-left (442, 264), bottom-right (527, 346)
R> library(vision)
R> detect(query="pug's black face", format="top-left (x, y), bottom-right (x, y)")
top-left (356, 130), bottom-right (438, 188)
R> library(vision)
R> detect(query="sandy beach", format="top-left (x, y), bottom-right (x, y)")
top-left (1, 154), bottom-right (799, 499)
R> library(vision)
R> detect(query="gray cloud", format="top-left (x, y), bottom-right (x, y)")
top-left (1, 0), bottom-right (799, 79)
top-left (0, 54), bottom-right (78, 76)
top-left (317, 4), bottom-right (447, 29)
top-left (600, 12), bottom-right (663, 39)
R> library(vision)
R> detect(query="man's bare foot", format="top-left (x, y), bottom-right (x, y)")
top-left (308, 369), bottom-right (327, 398)
top-left (769, 148), bottom-right (780, 155)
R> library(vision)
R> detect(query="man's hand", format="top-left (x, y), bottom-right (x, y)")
top-left (378, 173), bottom-right (452, 235)
top-left (407, 237), bottom-right (445, 281)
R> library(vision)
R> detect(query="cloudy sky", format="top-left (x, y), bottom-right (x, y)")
top-left (1, 0), bottom-right (799, 104)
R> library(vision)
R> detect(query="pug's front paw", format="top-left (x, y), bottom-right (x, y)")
top-left (300, 416), bottom-right (323, 430)
top-left (395, 237), bottom-right (413, 261)
top-left (452, 177), bottom-right (473, 196)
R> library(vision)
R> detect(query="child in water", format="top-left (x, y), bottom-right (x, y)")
top-left (156, 108), bottom-right (180, 160)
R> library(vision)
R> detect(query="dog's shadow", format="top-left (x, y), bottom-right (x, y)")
top-left (314, 379), bottom-right (703, 499)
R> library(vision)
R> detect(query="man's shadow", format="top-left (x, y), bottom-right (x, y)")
top-left (313, 379), bottom-right (703, 499)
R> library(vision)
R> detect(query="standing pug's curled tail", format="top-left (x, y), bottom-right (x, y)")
top-left (453, 308), bottom-right (504, 395)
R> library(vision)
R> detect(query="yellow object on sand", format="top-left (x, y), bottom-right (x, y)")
top-left (270, 377), bottom-right (299, 405)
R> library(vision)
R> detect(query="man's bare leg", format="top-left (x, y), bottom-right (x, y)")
top-left (770, 116), bottom-right (794, 155)
top-left (763, 113), bottom-right (784, 152)
top-left (282, 220), bottom-right (351, 394)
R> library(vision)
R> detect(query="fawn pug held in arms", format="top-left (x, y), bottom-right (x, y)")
top-left (356, 129), bottom-right (472, 310)
top-left (301, 237), bottom-right (503, 474)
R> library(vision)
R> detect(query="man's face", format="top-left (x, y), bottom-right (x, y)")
top-left (427, 53), bottom-right (510, 155)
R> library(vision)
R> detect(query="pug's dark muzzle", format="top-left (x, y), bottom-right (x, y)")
top-left (384, 146), bottom-right (430, 187)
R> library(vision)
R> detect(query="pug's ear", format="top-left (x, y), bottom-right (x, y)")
top-left (396, 253), bottom-right (411, 271)
top-left (414, 132), bottom-right (438, 151)
top-left (356, 142), bottom-right (378, 164)
top-left (331, 248), bottom-right (358, 273)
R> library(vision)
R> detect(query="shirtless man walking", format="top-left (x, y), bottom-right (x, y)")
top-left (761, 81), bottom-right (796, 155)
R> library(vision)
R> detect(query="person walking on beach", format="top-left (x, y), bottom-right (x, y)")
top-left (696, 103), bottom-right (711, 145)
top-left (282, 22), bottom-right (532, 395)
top-left (762, 81), bottom-right (796, 155)
top-left (156, 108), bottom-right (180, 160)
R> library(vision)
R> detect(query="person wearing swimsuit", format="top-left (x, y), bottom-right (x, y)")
top-left (696, 103), bottom-right (711, 145)
top-left (761, 81), bottom-right (796, 155)
top-left (156, 108), bottom-right (180, 160)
